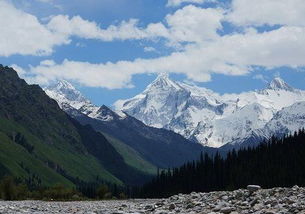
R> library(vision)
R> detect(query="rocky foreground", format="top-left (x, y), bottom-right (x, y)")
top-left (1, 186), bottom-right (305, 213)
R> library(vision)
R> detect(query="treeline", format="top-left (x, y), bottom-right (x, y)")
top-left (140, 129), bottom-right (305, 198)
top-left (0, 175), bottom-right (129, 201)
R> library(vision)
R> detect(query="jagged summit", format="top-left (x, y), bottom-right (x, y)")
top-left (146, 72), bottom-right (182, 91)
top-left (45, 80), bottom-right (79, 95)
top-left (157, 72), bottom-right (170, 79)
top-left (47, 79), bottom-right (75, 90)
top-left (117, 75), bottom-right (305, 148)
top-left (45, 76), bottom-right (305, 149)
top-left (0, 65), bottom-right (20, 79)
top-left (44, 80), bottom-right (91, 110)
top-left (44, 80), bottom-right (123, 122)
top-left (267, 77), bottom-right (294, 91)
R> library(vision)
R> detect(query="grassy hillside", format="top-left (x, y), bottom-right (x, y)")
top-left (103, 133), bottom-right (157, 175)
top-left (0, 65), bottom-right (151, 187)
top-left (0, 113), bottom-right (121, 186)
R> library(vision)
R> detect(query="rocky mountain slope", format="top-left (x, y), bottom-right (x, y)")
top-left (0, 65), bottom-right (149, 186)
top-left (115, 74), bottom-right (305, 148)
top-left (45, 81), bottom-right (214, 168)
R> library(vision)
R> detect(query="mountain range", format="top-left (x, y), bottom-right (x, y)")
top-left (44, 72), bottom-right (305, 151)
top-left (114, 73), bottom-right (305, 148)
top-left (44, 80), bottom-right (214, 169)
top-left (1, 64), bottom-right (305, 189)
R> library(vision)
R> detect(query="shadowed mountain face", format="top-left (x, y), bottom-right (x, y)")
top-left (74, 107), bottom-right (213, 168)
top-left (0, 65), bottom-right (151, 186)
top-left (45, 81), bottom-right (215, 169)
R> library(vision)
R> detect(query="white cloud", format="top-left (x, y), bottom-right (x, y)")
top-left (47, 15), bottom-right (169, 41)
top-left (228, 0), bottom-right (305, 27)
top-left (40, 60), bottom-right (56, 66)
top-left (28, 59), bottom-right (137, 89)
top-left (5, 0), bottom-right (305, 90)
top-left (167, 0), bottom-right (205, 7)
top-left (25, 25), bottom-right (305, 89)
top-left (0, 1), bottom-right (168, 57)
top-left (165, 6), bottom-right (223, 43)
top-left (144, 47), bottom-right (157, 52)
top-left (1, 1), bottom-right (222, 56)
top-left (0, 1), bottom-right (69, 57)
top-left (0, 1), bottom-right (223, 56)
top-left (253, 74), bottom-right (268, 83)
top-left (47, 6), bottom-right (223, 45)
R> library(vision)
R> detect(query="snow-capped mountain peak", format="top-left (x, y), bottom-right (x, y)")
top-left (145, 72), bottom-right (182, 91)
top-left (51, 79), bottom-right (75, 90)
top-left (267, 77), bottom-right (294, 91)
top-left (116, 74), bottom-right (305, 148)
top-left (45, 76), bottom-right (305, 149)
top-left (44, 80), bottom-right (126, 122)
top-left (45, 80), bottom-right (91, 110)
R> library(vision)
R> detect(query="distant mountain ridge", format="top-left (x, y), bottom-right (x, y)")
top-left (44, 80), bottom-right (214, 169)
top-left (114, 74), bottom-right (305, 148)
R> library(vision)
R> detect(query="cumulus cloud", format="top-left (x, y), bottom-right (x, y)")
top-left (0, 1), bottom-right (222, 56)
top-left (0, 1), bottom-right (69, 57)
top-left (0, 1), bottom-right (167, 56)
top-left (167, 0), bottom-right (205, 7)
top-left (26, 25), bottom-right (305, 89)
top-left (228, 0), bottom-right (305, 26)
top-left (47, 15), bottom-right (169, 41)
top-left (47, 5), bottom-right (223, 45)
top-left (165, 6), bottom-right (223, 44)
top-left (5, 0), bottom-right (305, 90)
top-left (0, 0), bottom-right (225, 57)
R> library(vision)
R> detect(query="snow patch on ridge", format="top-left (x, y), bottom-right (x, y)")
top-left (44, 80), bottom-right (125, 122)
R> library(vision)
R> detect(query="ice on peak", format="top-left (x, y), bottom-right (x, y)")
top-left (267, 77), bottom-right (294, 91)
top-left (47, 79), bottom-right (75, 91)
top-left (157, 72), bottom-right (170, 79)
top-left (44, 81), bottom-right (123, 122)
top-left (44, 79), bottom-right (91, 110)
top-left (147, 73), bottom-right (182, 91)
top-left (57, 79), bottom-right (74, 88)
top-left (117, 75), bottom-right (305, 148)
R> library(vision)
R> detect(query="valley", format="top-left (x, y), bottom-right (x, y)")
top-left (1, 0), bottom-right (305, 213)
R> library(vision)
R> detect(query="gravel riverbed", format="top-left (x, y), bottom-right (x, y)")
top-left (1, 186), bottom-right (305, 214)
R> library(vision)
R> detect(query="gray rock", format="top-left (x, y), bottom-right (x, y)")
top-left (168, 203), bottom-right (175, 210)
top-left (220, 207), bottom-right (235, 213)
top-left (0, 186), bottom-right (304, 213)
top-left (247, 185), bottom-right (261, 192)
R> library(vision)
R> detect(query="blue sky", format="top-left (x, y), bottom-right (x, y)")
top-left (1, 0), bottom-right (305, 106)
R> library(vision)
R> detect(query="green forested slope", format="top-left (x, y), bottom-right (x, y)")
top-left (0, 65), bottom-right (150, 187)
top-left (103, 133), bottom-right (157, 175)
